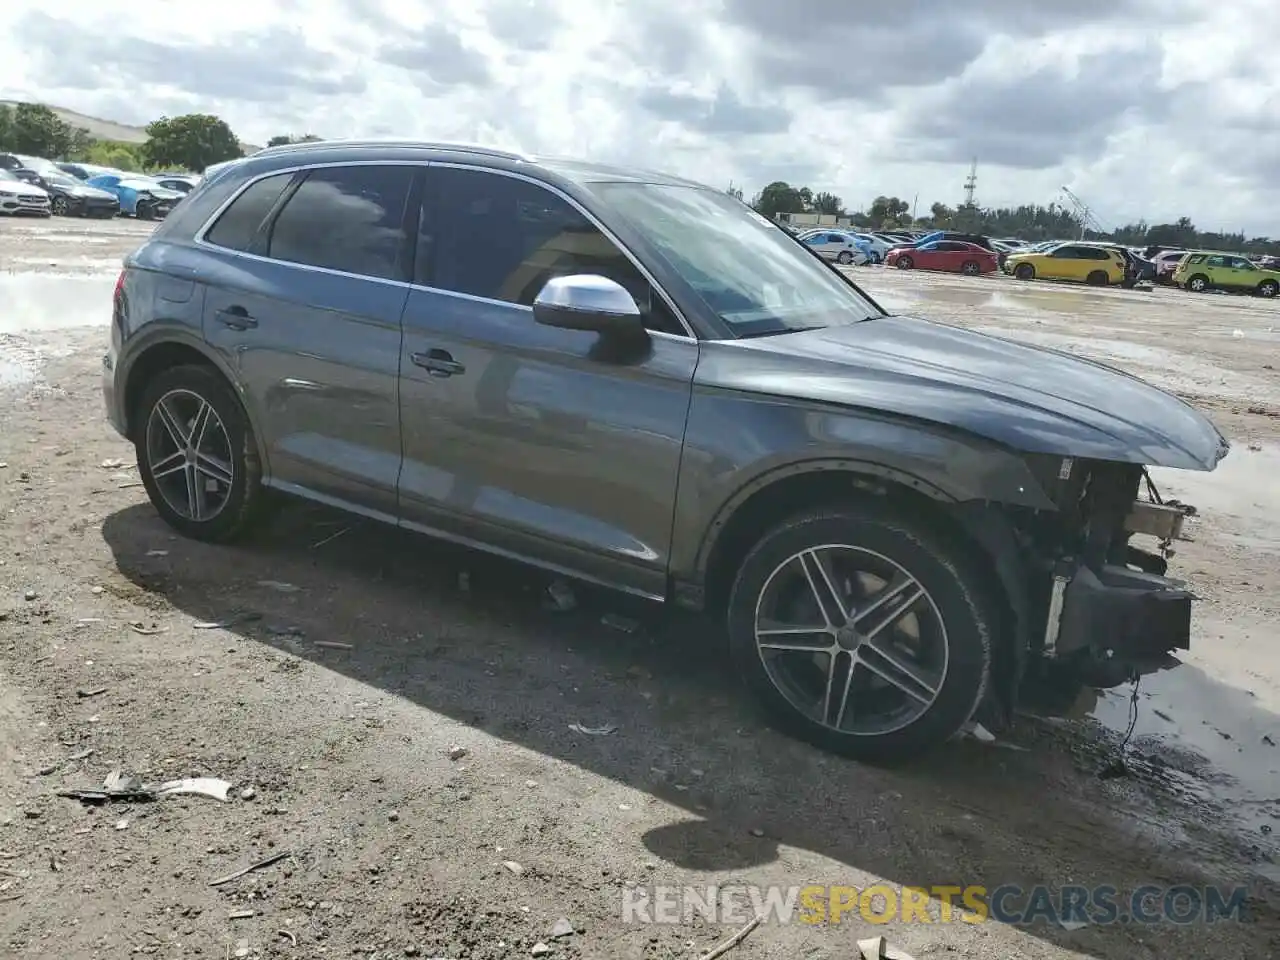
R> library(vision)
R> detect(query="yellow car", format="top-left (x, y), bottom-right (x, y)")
top-left (1003, 242), bottom-right (1127, 286)
top-left (1172, 251), bottom-right (1280, 297)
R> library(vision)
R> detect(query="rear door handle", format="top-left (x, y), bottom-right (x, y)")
top-left (215, 306), bottom-right (257, 331)
top-left (411, 349), bottom-right (465, 377)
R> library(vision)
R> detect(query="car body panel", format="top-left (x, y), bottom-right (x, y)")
top-left (85, 174), bottom-right (184, 216)
top-left (885, 241), bottom-right (998, 274)
top-left (0, 169), bottom-right (51, 215)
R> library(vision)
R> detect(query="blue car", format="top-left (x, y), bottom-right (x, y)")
top-left (84, 174), bottom-right (185, 220)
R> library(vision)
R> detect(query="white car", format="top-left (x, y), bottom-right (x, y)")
top-left (853, 233), bottom-right (892, 262)
top-left (0, 169), bottom-right (51, 216)
top-left (799, 230), bottom-right (871, 265)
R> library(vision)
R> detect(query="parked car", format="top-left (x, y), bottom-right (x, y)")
top-left (885, 240), bottom-right (999, 276)
top-left (1173, 252), bottom-right (1280, 297)
top-left (85, 173), bottom-right (184, 219)
top-left (22, 169), bottom-right (120, 217)
top-left (103, 140), bottom-right (1227, 761)
top-left (1093, 244), bottom-right (1157, 287)
top-left (152, 175), bottom-right (200, 195)
top-left (56, 162), bottom-right (123, 181)
top-left (0, 168), bottom-right (52, 216)
top-left (800, 230), bottom-right (871, 265)
top-left (903, 231), bottom-right (1006, 268)
top-left (1149, 250), bottom-right (1187, 283)
top-left (1003, 242), bottom-right (1127, 286)
top-left (852, 233), bottom-right (892, 263)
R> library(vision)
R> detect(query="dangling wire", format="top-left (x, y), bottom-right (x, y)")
top-left (1119, 674), bottom-right (1142, 753)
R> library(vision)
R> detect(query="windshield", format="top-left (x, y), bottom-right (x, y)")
top-left (592, 181), bottom-right (881, 336)
top-left (45, 173), bottom-right (78, 187)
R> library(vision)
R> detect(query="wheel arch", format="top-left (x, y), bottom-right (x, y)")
top-left (121, 335), bottom-right (269, 476)
top-left (690, 462), bottom-right (1031, 723)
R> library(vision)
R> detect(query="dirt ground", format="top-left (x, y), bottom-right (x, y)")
top-left (1, 216), bottom-right (1278, 960)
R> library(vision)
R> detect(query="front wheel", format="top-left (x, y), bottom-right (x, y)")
top-left (1014, 263), bottom-right (1035, 281)
top-left (134, 364), bottom-right (271, 543)
top-left (726, 505), bottom-right (993, 762)
top-left (51, 195), bottom-right (69, 216)
top-left (896, 255), bottom-right (914, 270)
top-left (136, 201), bottom-right (155, 221)
top-left (1258, 280), bottom-right (1278, 298)
top-left (960, 260), bottom-right (980, 276)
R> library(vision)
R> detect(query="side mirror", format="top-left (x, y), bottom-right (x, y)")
top-left (533, 275), bottom-right (645, 336)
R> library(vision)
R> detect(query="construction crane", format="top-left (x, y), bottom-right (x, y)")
top-left (1059, 186), bottom-right (1106, 239)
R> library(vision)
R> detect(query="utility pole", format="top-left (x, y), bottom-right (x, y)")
top-left (963, 158), bottom-right (977, 207)
top-left (912, 193), bottom-right (918, 223)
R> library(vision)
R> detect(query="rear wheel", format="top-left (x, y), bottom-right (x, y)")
top-left (837, 251), bottom-right (853, 265)
top-left (51, 195), bottom-right (69, 216)
top-left (134, 364), bottom-right (270, 543)
top-left (1014, 263), bottom-right (1035, 281)
top-left (896, 255), bottom-right (914, 270)
top-left (1086, 270), bottom-right (1109, 286)
top-left (1258, 280), bottom-right (1278, 298)
top-left (726, 504), bottom-right (993, 762)
top-left (1187, 274), bottom-right (1209, 293)
top-left (960, 260), bottom-right (980, 276)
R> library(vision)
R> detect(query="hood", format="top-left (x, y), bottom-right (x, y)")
top-left (701, 315), bottom-right (1228, 471)
top-left (68, 184), bottom-right (117, 200)
top-left (0, 179), bottom-right (48, 198)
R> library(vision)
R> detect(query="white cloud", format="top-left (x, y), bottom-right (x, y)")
top-left (2, 0), bottom-right (1279, 235)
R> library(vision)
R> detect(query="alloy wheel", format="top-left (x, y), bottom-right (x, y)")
top-left (144, 388), bottom-right (235, 522)
top-left (753, 545), bottom-right (948, 736)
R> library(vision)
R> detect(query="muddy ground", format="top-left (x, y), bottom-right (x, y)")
top-left (1, 216), bottom-right (1278, 960)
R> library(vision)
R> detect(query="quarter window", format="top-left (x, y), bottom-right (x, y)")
top-left (266, 165), bottom-right (415, 281)
top-left (423, 167), bottom-right (684, 335)
top-left (203, 172), bottom-right (292, 252)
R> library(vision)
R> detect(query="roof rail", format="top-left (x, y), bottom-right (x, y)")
top-left (249, 138), bottom-right (529, 163)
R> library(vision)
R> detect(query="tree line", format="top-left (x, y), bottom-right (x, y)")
top-left (0, 101), bottom-right (322, 174)
top-left (748, 179), bottom-right (1280, 257)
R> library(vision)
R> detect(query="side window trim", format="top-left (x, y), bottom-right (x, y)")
top-left (417, 161), bottom-right (696, 340)
top-left (246, 171), bottom-right (305, 257)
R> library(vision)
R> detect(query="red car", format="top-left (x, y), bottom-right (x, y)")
top-left (884, 240), bottom-right (999, 276)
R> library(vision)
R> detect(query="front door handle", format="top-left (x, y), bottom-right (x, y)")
top-left (411, 349), bottom-right (465, 377)
top-left (215, 306), bottom-right (257, 331)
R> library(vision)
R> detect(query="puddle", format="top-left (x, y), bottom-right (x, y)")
top-left (0, 273), bottom-right (116, 335)
top-left (1089, 663), bottom-right (1280, 839)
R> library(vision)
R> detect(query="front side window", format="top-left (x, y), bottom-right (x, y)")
top-left (267, 165), bottom-right (414, 281)
top-left (204, 172), bottom-right (293, 252)
top-left (1230, 257), bottom-right (1255, 270)
top-left (1050, 246), bottom-right (1077, 258)
top-left (590, 181), bottom-right (880, 336)
top-left (1206, 255), bottom-right (1228, 267)
top-left (422, 167), bottom-right (686, 335)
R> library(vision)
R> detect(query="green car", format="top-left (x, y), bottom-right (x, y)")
top-left (1172, 251), bottom-right (1280, 297)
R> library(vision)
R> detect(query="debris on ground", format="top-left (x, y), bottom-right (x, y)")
top-left (209, 850), bottom-right (292, 887)
top-left (600, 613), bottom-right (639, 633)
top-left (156, 777), bottom-right (233, 802)
top-left (549, 917), bottom-right (574, 938)
top-left (448, 745), bottom-right (468, 761)
top-left (530, 943), bottom-right (550, 957)
top-left (856, 936), bottom-right (918, 960)
top-left (75, 687), bottom-right (106, 699)
top-left (313, 640), bottom-right (353, 650)
top-left (699, 915), bottom-right (763, 960)
top-left (128, 621), bottom-right (166, 636)
top-left (567, 723), bottom-right (617, 736)
top-left (58, 771), bottom-right (233, 805)
top-left (502, 860), bottom-right (524, 876)
top-left (257, 580), bottom-right (301, 593)
top-left (192, 612), bottom-right (262, 630)
top-left (544, 579), bottom-right (577, 611)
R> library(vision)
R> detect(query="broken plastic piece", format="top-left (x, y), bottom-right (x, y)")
top-left (155, 777), bottom-right (233, 802)
top-left (858, 936), bottom-right (918, 960)
top-left (568, 722), bottom-right (617, 736)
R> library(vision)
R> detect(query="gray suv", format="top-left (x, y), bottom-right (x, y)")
top-left (103, 139), bottom-right (1228, 761)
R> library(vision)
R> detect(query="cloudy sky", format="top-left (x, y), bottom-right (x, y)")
top-left (3, 0), bottom-right (1279, 234)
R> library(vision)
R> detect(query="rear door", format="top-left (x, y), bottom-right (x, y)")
top-left (396, 164), bottom-right (699, 597)
top-left (1044, 245), bottom-right (1084, 280)
top-left (199, 163), bottom-right (417, 516)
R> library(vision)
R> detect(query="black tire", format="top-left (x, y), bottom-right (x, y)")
top-left (1086, 270), bottom-right (1109, 286)
top-left (1014, 263), bottom-right (1035, 281)
top-left (1258, 280), bottom-right (1278, 298)
top-left (51, 195), bottom-right (69, 216)
top-left (136, 200), bottom-right (155, 221)
top-left (1187, 274), bottom-right (1209, 293)
top-left (133, 364), bottom-right (270, 543)
top-left (960, 260), bottom-right (980, 276)
top-left (896, 255), bottom-right (914, 270)
top-left (726, 504), bottom-right (993, 763)
top-left (837, 251), bottom-right (853, 265)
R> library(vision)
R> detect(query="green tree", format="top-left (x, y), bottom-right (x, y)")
top-left (869, 196), bottom-right (910, 228)
top-left (750, 181), bottom-right (807, 219)
top-left (143, 114), bottom-right (242, 172)
top-left (6, 102), bottom-right (75, 157)
top-left (812, 191), bottom-right (843, 216)
top-left (81, 140), bottom-right (147, 170)
top-left (0, 104), bottom-right (12, 149)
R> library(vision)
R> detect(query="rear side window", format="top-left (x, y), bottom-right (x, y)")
top-left (204, 173), bottom-right (292, 252)
top-left (266, 165), bottom-right (415, 281)
top-left (1186, 254), bottom-right (1205, 264)
top-left (1206, 255), bottom-right (1227, 267)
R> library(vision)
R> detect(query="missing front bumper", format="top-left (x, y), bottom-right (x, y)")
top-left (1042, 563), bottom-right (1192, 666)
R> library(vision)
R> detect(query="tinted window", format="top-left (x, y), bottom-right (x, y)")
top-left (1087, 248), bottom-right (1111, 260)
top-left (1206, 255), bottom-right (1228, 267)
top-left (267, 165), bottom-right (414, 281)
top-left (426, 168), bottom-right (651, 310)
top-left (204, 173), bottom-right (292, 252)
top-left (1051, 246), bottom-right (1078, 258)
top-left (1229, 257), bottom-right (1253, 269)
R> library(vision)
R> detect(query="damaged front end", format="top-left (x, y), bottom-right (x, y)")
top-left (1014, 455), bottom-right (1204, 691)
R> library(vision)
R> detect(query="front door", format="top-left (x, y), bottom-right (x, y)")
top-left (397, 165), bottom-right (698, 598)
top-left (201, 163), bottom-right (416, 517)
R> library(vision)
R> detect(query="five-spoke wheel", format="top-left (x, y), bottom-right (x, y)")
top-left (727, 505), bottom-right (992, 761)
top-left (135, 364), bottom-right (268, 542)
